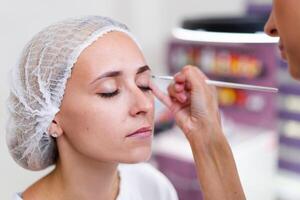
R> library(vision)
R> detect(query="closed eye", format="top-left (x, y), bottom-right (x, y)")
top-left (97, 90), bottom-right (120, 98)
top-left (139, 85), bottom-right (152, 92)
top-left (97, 86), bottom-right (152, 99)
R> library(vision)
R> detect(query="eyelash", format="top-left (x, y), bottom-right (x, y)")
top-left (98, 86), bottom-right (152, 98)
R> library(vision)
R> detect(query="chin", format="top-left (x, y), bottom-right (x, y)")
top-left (122, 146), bottom-right (152, 164)
top-left (286, 53), bottom-right (300, 80)
top-left (289, 63), bottom-right (300, 81)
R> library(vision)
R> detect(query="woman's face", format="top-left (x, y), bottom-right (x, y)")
top-left (56, 31), bottom-right (155, 164)
top-left (264, 0), bottom-right (300, 79)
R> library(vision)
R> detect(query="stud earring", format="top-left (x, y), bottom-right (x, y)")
top-left (51, 132), bottom-right (59, 138)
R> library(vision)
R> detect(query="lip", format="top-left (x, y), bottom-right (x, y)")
top-left (279, 44), bottom-right (284, 51)
top-left (126, 126), bottom-right (153, 138)
top-left (279, 40), bottom-right (287, 60)
top-left (279, 39), bottom-right (284, 51)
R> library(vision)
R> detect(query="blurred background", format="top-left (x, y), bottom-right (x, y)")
top-left (1, 0), bottom-right (300, 199)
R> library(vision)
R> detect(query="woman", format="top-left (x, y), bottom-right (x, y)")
top-left (156, 1), bottom-right (299, 198)
top-left (8, 16), bottom-right (178, 200)
top-left (162, 1), bottom-right (300, 199)
top-left (264, 0), bottom-right (300, 80)
top-left (7, 16), bottom-right (245, 200)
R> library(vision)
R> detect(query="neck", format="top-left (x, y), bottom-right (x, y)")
top-left (46, 137), bottom-right (120, 200)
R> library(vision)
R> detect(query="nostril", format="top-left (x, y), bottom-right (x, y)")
top-left (270, 29), bottom-right (277, 35)
top-left (265, 26), bottom-right (278, 36)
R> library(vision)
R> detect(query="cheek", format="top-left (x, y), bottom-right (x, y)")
top-left (58, 93), bottom-right (127, 153)
top-left (274, 2), bottom-right (300, 47)
top-left (59, 89), bottom-right (155, 142)
top-left (282, 28), bottom-right (300, 54)
top-left (58, 97), bottom-right (131, 162)
top-left (87, 103), bottom-right (127, 135)
top-left (60, 96), bottom-right (125, 138)
top-left (57, 91), bottom-right (155, 162)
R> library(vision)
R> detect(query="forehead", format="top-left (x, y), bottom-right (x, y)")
top-left (73, 31), bottom-right (146, 78)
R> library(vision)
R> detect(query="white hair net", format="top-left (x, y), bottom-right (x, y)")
top-left (6, 16), bottom-right (140, 171)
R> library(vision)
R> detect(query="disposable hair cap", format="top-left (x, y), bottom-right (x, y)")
top-left (6, 15), bottom-right (139, 170)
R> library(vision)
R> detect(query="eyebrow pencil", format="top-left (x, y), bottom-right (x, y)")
top-left (151, 75), bottom-right (278, 93)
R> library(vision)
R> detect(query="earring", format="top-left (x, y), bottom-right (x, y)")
top-left (51, 132), bottom-right (59, 138)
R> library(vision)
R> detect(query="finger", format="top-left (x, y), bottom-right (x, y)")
top-left (174, 72), bottom-right (186, 83)
top-left (149, 81), bottom-right (172, 109)
top-left (188, 65), bottom-right (209, 81)
top-left (181, 66), bottom-right (203, 90)
top-left (182, 66), bottom-right (219, 107)
top-left (185, 81), bottom-right (192, 91)
top-left (168, 83), bottom-right (186, 103)
top-left (178, 93), bottom-right (187, 103)
top-left (174, 83), bottom-right (185, 92)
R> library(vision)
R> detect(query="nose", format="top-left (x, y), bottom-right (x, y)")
top-left (129, 86), bottom-right (154, 116)
top-left (264, 9), bottom-right (278, 37)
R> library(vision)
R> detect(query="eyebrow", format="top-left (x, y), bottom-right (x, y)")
top-left (90, 65), bottom-right (151, 85)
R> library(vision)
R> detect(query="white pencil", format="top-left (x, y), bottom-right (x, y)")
top-left (151, 75), bottom-right (278, 93)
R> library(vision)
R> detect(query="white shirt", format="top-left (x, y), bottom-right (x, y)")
top-left (13, 163), bottom-right (178, 200)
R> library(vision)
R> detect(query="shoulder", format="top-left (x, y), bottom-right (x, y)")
top-left (119, 163), bottom-right (178, 200)
top-left (12, 193), bottom-right (23, 200)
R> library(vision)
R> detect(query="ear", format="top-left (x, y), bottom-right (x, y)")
top-left (48, 116), bottom-right (63, 138)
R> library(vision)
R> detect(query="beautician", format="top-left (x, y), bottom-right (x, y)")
top-left (153, 0), bottom-right (299, 199)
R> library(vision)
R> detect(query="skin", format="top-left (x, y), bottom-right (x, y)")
top-left (264, 0), bottom-right (300, 79)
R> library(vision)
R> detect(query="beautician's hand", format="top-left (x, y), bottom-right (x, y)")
top-left (150, 65), bottom-right (222, 142)
top-left (150, 65), bottom-right (246, 200)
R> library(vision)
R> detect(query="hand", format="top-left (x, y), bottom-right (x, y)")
top-left (150, 65), bottom-right (246, 200)
top-left (150, 65), bottom-right (222, 143)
